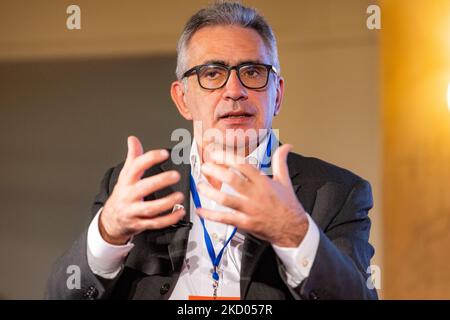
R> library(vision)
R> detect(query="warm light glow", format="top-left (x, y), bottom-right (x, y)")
top-left (447, 83), bottom-right (450, 111)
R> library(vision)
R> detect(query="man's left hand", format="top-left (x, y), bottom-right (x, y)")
top-left (197, 144), bottom-right (309, 248)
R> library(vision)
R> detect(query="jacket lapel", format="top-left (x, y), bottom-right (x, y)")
top-left (158, 146), bottom-right (307, 297)
top-left (240, 153), bottom-right (303, 298)
top-left (130, 145), bottom-right (313, 298)
top-left (124, 156), bottom-right (192, 276)
top-left (159, 157), bottom-right (192, 272)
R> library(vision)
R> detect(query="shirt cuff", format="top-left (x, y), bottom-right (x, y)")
top-left (272, 213), bottom-right (320, 287)
top-left (86, 207), bottom-right (135, 279)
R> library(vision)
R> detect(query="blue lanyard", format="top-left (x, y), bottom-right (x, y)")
top-left (189, 131), bottom-right (273, 282)
top-left (189, 174), bottom-right (237, 282)
top-left (260, 131), bottom-right (272, 169)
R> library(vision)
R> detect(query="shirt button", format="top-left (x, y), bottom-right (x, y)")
top-left (212, 233), bottom-right (218, 241)
top-left (247, 156), bottom-right (259, 167)
top-left (301, 258), bottom-right (309, 268)
top-left (160, 283), bottom-right (171, 295)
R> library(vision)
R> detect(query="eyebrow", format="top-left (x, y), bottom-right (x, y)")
top-left (201, 59), bottom-right (264, 66)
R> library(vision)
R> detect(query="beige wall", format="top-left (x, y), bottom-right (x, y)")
top-left (270, 1), bottom-right (382, 292)
top-left (381, 0), bottom-right (450, 299)
top-left (0, 0), bottom-right (382, 298)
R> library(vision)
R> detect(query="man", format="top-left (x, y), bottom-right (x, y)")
top-left (46, 2), bottom-right (377, 300)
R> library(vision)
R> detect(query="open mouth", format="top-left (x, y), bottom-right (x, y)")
top-left (219, 112), bottom-right (254, 119)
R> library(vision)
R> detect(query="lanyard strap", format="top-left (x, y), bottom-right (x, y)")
top-left (189, 131), bottom-right (273, 282)
top-left (190, 173), bottom-right (237, 281)
top-left (260, 131), bottom-right (272, 169)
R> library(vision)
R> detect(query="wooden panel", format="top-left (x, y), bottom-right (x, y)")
top-left (381, 0), bottom-right (450, 299)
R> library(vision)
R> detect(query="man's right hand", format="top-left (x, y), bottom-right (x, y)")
top-left (99, 136), bottom-right (185, 245)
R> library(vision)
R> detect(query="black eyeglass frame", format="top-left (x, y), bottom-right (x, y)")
top-left (182, 62), bottom-right (278, 90)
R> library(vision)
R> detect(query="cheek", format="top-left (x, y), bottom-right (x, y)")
top-left (256, 93), bottom-right (276, 119)
top-left (267, 87), bottom-right (279, 115)
top-left (186, 91), bottom-right (217, 122)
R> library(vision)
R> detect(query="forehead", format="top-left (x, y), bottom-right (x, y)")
top-left (185, 25), bottom-right (271, 67)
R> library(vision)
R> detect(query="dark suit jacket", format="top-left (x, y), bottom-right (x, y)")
top-left (46, 150), bottom-right (378, 300)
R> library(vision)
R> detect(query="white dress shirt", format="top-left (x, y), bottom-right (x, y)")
top-left (87, 131), bottom-right (320, 299)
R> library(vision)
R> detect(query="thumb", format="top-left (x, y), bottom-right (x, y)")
top-left (272, 144), bottom-right (293, 185)
top-left (124, 136), bottom-right (143, 167)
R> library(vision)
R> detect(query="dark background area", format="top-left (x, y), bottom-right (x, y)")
top-left (0, 55), bottom-right (189, 298)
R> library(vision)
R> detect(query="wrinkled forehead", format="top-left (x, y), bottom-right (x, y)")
top-left (185, 25), bottom-right (272, 69)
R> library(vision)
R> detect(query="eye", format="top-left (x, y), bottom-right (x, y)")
top-left (200, 66), bottom-right (226, 80)
top-left (205, 70), bottom-right (220, 79)
top-left (242, 67), bottom-right (262, 78)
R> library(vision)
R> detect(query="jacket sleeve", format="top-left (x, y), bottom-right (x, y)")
top-left (45, 166), bottom-right (122, 300)
top-left (278, 179), bottom-right (378, 300)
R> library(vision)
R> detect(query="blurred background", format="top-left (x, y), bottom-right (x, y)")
top-left (0, 0), bottom-right (449, 299)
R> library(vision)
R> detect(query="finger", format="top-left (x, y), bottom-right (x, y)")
top-left (139, 208), bottom-right (186, 230)
top-left (131, 191), bottom-right (184, 218)
top-left (197, 183), bottom-right (247, 212)
top-left (201, 162), bottom-right (250, 195)
top-left (124, 149), bottom-right (170, 184)
top-left (132, 170), bottom-right (180, 200)
top-left (272, 144), bottom-right (293, 186)
top-left (196, 208), bottom-right (246, 227)
top-left (209, 151), bottom-right (262, 183)
top-left (123, 136), bottom-right (144, 171)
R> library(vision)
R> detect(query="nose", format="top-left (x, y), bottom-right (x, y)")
top-left (223, 70), bottom-right (248, 101)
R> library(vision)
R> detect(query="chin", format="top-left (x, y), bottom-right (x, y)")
top-left (222, 128), bottom-right (261, 151)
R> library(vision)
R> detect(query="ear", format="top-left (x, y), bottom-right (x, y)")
top-left (273, 76), bottom-right (284, 116)
top-left (171, 80), bottom-right (193, 120)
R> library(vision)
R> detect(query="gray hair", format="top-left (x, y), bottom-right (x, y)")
top-left (175, 1), bottom-right (280, 80)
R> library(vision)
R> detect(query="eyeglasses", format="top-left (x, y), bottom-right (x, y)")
top-left (182, 62), bottom-right (278, 90)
